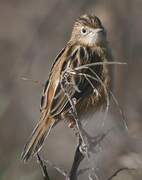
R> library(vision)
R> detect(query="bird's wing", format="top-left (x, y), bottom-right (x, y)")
top-left (41, 45), bottom-right (102, 117)
top-left (40, 47), bottom-right (66, 112)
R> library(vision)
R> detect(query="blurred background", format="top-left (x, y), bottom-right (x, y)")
top-left (0, 0), bottom-right (142, 180)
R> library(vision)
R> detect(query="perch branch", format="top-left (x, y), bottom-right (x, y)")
top-left (67, 137), bottom-right (85, 180)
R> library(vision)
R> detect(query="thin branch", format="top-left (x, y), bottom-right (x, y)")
top-left (77, 167), bottom-right (90, 176)
top-left (107, 168), bottom-right (133, 180)
top-left (109, 90), bottom-right (128, 131)
top-left (75, 61), bottom-right (127, 71)
top-left (36, 153), bottom-right (50, 180)
top-left (21, 76), bottom-right (44, 87)
top-left (43, 159), bottom-right (67, 177)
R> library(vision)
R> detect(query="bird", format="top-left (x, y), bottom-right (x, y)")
top-left (21, 14), bottom-right (112, 162)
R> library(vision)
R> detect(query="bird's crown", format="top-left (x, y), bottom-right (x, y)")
top-left (75, 14), bottom-right (103, 29)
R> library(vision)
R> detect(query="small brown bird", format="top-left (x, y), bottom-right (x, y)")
top-left (21, 14), bottom-right (112, 162)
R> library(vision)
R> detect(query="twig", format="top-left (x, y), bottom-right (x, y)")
top-left (43, 159), bottom-right (67, 177)
top-left (107, 168), bottom-right (133, 180)
top-left (77, 167), bottom-right (90, 176)
top-left (109, 90), bottom-right (128, 131)
top-left (74, 61), bottom-right (127, 71)
top-left (21, 76), bottom-right (44, 87)
top-left (36, 153), bottom-right (51, 180)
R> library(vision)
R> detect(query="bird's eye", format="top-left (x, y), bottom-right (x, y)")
top-left (81, 27), bottom-right (88, 35)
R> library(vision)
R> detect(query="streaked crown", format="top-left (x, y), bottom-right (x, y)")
top-left (75, 14), bottom-right (103, 29)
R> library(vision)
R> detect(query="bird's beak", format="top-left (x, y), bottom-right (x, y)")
top-left (92, 28), bottom-right (104, 34)
top-left (88, 28), bottom-right (106, 45)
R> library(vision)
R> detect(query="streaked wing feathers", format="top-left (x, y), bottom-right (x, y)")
top-left (40, 45), bottom-right (103, 117)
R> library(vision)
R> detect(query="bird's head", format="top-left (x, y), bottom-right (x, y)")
top-left (70, 14), bottom-right (107, 47)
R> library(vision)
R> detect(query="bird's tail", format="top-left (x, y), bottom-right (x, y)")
top-left (21, 115), bottom-right (55, 162)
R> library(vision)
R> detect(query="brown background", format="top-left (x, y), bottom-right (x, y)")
top-left (0, 0), bottom-right (142, 180)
